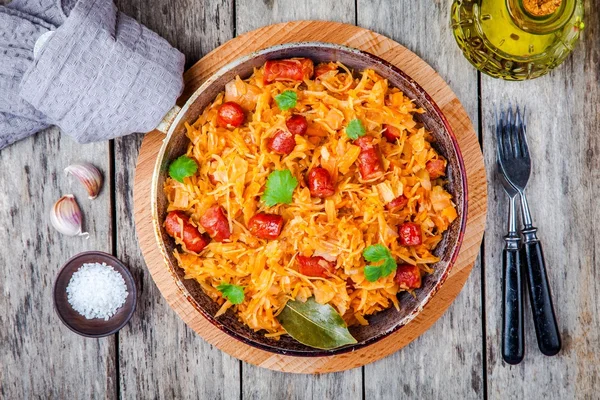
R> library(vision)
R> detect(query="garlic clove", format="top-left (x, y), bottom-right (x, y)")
top-left (65, 162), bottom-right (103, 199)
top-left (50, 194), bottom-right (89, 238)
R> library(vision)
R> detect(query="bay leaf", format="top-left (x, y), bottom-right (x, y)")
top-left (277, 297), bottom-right (358, 350)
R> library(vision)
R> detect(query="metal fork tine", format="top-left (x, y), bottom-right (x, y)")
top-left (514, 106), bottom-right (523, 157)
top-left (517, 106), bottom-right (529, 158)
top-left (503, 108), bottom-right (514, 159)
top-left (510, 106), bottom-right (521, 159)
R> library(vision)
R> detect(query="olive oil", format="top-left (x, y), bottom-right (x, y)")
top-left (452, 0), bottom-right (584, 80)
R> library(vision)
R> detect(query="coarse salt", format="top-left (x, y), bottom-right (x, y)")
top-left (66, 262), bottom-right (128, 320)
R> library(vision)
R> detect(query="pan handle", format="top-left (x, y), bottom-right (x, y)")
top-left (155, 105), bottom-right (182, 135)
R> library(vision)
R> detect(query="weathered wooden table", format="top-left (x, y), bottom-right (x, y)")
top-left (2, 1), bottom-right (598, 399)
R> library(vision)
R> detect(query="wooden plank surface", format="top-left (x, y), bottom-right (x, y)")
top-left (113, 0), bottom-right (241, 398)
top-left (235, 2), bottom-right (362, 398)
top-left (2, 0), bottom-right (599, 397)
top-left (482, 2), bottom-right (600, 399)
top-left (357, 1), bottom-right (485, 398)
top-left (0, 130), bottom-right (116, 398)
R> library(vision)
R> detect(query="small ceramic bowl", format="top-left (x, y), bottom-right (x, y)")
top-left (53, 251), bottom-right (137, 338)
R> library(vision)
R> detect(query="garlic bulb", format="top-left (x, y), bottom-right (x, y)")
top-left (65, 163), bottom-right (103, 199)
top-left (50, 195), bottom-right (89, 238)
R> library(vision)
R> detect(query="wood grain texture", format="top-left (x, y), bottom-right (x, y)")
top-left (235, 0), bottom-right (355, 35)
top-left (133, 21), bottom-right (486, 374)
top-left (112, 0), bottom-right (241, 398)
top-left (0, 129), bottom-right (116, 398)
top-left (7, 0), bottom-right (597, 397)
top-left (114, 0), bottom-right (233, 70)
top-left (235, 2), bottom-right (362, 398)
top-left (358, 1), bottom-right (484, 399)
top-left (482, 2), bottom-right (600, 399)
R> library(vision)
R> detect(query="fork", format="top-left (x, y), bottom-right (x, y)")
top-left (496, 163), bottom-right (524, 363)
top-left (497, 106), bottom-right (561, 357)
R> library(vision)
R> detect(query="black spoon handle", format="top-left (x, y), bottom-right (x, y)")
top-left (502, 242), bottom-right (524, 364)
top-left (522, 227), bottom-right (561, 356)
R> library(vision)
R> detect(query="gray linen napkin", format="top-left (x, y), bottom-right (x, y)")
top-left (6, 0), bottom-right (77, 26)
top-left (0, 0), bottom-right (184, 149)
top-left (0, 7), bottom-right (55, 147)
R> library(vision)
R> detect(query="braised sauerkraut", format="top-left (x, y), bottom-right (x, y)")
top-left (164, 60), bottom-right (458, 337)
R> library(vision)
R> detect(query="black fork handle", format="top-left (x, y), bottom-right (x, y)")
top-left (502, 243), bottom-right (524, 364)
top-left (522, 227), bottom-right (561, 356)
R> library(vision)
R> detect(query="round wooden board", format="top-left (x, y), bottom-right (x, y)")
top-left (133, 21), bottom-right (487, 374)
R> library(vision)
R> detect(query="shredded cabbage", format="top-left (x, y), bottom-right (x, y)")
top-left (164, 62), bottom-right (458, 335)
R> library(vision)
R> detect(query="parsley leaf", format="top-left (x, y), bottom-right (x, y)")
top-left (275, 90), bottom-right (297, 111)
top-left (345, 118), bottom-right (366, 140)
top-left (217, 283), bottom-right (245, 304)
top-left (169, 155), bottom-right (198, 183)
top-left (261, 169), bottom-right (298, 207)
top-left (381, 257), bottom-right (397, 276)
top-left (362, 244), bottom-right (397, 282)
top-left (363, 244), bottom-right (390, 261)
top-left (364, 265), bottom-right (383, 282)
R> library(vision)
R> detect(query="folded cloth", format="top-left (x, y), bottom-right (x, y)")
top-left (6, 0), bottom-right (77, 26)
top-left (0, 7), bottom-right (55, 148)
top-left (0, 0), bottom-right (185, 150)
